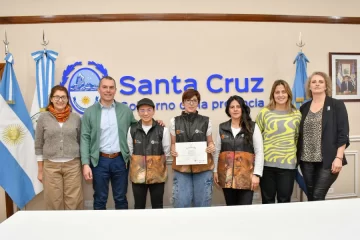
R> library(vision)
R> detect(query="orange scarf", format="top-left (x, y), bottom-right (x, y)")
top-left (48, 105), bottom-right (71, 123)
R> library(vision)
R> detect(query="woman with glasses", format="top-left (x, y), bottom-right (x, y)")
top-left (213, 95), bottom-right (264, 205)
top-left (35, 85), bottom-right (83, 210)
top-left (170, 89), bottom-right (215, 207)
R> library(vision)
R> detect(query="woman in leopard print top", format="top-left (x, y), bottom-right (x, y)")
top-left (297, 71), bottom-right (350, 201)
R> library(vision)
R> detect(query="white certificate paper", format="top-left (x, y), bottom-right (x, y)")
top-left (175, 142), bottom-right (207, 165)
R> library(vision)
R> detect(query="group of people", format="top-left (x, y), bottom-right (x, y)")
top-left (34, 71), bottom-right (350, 210)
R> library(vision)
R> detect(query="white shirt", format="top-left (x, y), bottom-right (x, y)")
top-left (213, 124), bottom-right (264, 176)
top-left (127, 125), bottom-right (171, 157)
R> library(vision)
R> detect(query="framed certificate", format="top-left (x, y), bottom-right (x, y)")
top-left (175, 142), bottom-right (207, 165)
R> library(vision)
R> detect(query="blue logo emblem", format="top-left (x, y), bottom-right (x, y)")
top-left (60, 61), bottom-right (108, 114)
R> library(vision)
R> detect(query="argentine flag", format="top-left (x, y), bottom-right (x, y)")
top-left (292, 52), bottom-right (309, 196)
top-left (30, 49), bottom-right (58, 128)
top-left (0, 53), bottom-right (43, 209)
top-left (292, 52), bottom-right (309, 108)
top-left (336, 63), bottom-right (342, 89)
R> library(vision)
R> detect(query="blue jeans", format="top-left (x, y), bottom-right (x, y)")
top-left (91, 155), bottom-right (128, 210)
top-left (172, 170), bottom-right (213, 208)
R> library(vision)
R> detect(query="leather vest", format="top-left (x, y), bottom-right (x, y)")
top-left (172, 111), bottom-right (214, 173)
top-left (129, 120), bottom-right (166, 184)
top-left (217, 120), bottom-right (255, 189)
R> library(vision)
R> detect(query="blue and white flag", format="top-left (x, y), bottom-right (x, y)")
top-left (0, 53), bottom-right (43, 209)
top-left (336, 63), bottom-right (342, 89)
top-left (30, 50), bottom-right (58, 127)
top-left (292, 52), bottom-right (309, 196)
top-left (292, 52), bottom-right (309, 108)
top-left (351, 63), bottom-right (356, 87)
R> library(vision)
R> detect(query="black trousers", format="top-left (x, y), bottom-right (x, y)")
top-left (222, 188), bottom-right (254, 206)
top-left (260, 167), bottom-right (296, 204)
top-left (300, 161), bottom-right (339, 201)
top-left (132, 182), bottom-right (165, 209)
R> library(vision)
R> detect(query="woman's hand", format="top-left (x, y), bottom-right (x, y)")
top-left (206, 142), bottom-right (215, 154)
top-left (37, 170), bottom-right (43, 183)
top-left (331, 158), bottom-right (343, 174)
top-left (251, 174), bottom-right (260, 191)
top-left (37, 161), bottom-right (43, 183)
top-left (171, 144), bottom-right (178, 157)
top-left (213, 172), bottom-right (220, 188)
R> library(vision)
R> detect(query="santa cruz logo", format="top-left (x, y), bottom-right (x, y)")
top-left (60, 61), bottom-right (108, 114)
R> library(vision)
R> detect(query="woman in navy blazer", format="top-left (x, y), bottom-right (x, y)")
top-left (297, 71), bottom-right (350, 201)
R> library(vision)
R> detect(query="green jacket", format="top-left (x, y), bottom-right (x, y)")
top-left (80, 101), bottom-right (137, 167)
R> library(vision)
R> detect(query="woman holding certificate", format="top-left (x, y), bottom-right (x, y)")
top-left (170, 89), bottom-right (215, 208)
top-left (213, 95), bottom-right (264, 205)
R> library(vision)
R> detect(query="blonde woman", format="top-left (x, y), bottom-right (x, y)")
top-left (256, 80), bottom-right (301, 204)
top-left (35, 85), bottom-right (83, 210)
top-left (297, 72), bottom-right (349, 201)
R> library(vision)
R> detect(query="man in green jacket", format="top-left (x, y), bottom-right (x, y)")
top-left (81, 76), bottom-right (137, 209)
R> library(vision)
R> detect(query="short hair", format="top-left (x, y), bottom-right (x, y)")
top-left (343, 75), bottom-right (351, 80)
top-left (266, 79), bottom-right (296, 113)
top-left (306, 71), bottom-right (332, 98)
top-left (182, 89), bottom-right (201, 103)
top-left (99, 76), bottom-right (116, 88)
top-left (46, 85), bottom-right (71, 111)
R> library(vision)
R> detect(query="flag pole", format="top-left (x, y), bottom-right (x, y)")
top-left (3, 30), bottom-right (9, 55)
top-left (296, 31), bottom-right (305, 52)
top-left (295, 32), bottom-right (307, 202)
top-left (41, 30), bottom-right (49, 50)
top-left (2, 31), bottom-right (15, 218)
top-left (297, 32), bottom-right (304, 202)
top-left (5, 193), bottom-right (14, 218)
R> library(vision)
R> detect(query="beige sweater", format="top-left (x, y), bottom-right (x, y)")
top-left (35, 111), bottom-right (81, 159)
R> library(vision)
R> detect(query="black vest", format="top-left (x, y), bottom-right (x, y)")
top-left (129, 120), bottom-right (167, 184)
top-left (130, 120), bottom-right (164, 156)
top-left (219, 120), bottom-right (255, 154)
top-left (173, 111), bottom-right (213, 173)
top-left (217, 120), bottom-right (255, 189)
top-left (174, 111), bottom-right (209, 143)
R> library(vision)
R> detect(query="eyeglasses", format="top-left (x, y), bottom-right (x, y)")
top-left (139, 109), bottom-right (154, 114)
top-left (184, 99), bottom-right (198, 105)
top-left (53, 96), bottom-right (68, 101)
